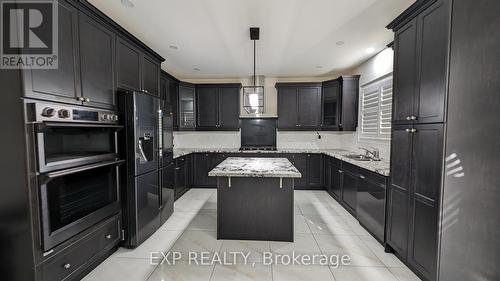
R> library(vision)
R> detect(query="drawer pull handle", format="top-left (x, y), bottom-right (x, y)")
top-left (359, 175), bottom-right (366, 179)
top-left (64, 263), bottom-right (71, 269)
top-left (106, 234), bottom-right (112, 239)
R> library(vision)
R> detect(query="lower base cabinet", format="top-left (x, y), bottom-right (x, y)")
top-left (36, 214), bottom-right (121, 281)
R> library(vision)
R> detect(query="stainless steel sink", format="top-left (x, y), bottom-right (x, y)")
top-left (344, 154), bottom-right (381, 162)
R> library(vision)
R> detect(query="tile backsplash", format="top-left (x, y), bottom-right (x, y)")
top-left (174, 130), bottom-right (390, 160)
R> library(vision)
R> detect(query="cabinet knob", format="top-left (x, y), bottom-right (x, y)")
top-left (405, 128), bottom-right (411, 133)
top-left (410, 128), bottom-right (417, 133)
top-left (338, 170), bottom-right (343, 173)
top-left (63, 263), bottom-right (71, 269)
top-left (105, 234), bottom-right (111, 239)
top-left (410, 116), bottom-right (417, 120)
top-left (359, 175), bottom-right (366, 179)
top-left (406, 116), bottom-right (411, 120)
top-left (76, 97), bottom-right (84, 102)
top-left (85, 98), bottom-right (90, 102)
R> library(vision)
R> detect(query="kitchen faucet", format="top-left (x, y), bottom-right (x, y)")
top-left (359, 146), bottom-right (380, 160)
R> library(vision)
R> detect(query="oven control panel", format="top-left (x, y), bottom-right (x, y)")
top-left (31, 102), bottom-right (119, 124)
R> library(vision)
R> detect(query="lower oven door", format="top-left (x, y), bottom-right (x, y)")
top-left (38, 160), bottom-right (124, 251)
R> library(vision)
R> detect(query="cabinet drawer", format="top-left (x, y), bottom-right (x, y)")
top-left (37, 214), bottom-right (120, 281)
top-left (328, 156), bottom-right (341, 167)
top-left (359, 169), bottom-right (386, 186)
top-left (342, 161), bottom-right (359, 175)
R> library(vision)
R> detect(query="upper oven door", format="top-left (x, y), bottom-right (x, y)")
top-left (38, 160), bottom-right (124, 251)
top-left (35, 122), bottom-right (122, 173)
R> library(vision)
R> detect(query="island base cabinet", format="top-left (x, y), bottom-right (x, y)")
top-left (217, 177), bottom-right (294, 242)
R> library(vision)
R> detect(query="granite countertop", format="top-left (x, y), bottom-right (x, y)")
top-left (208, 157), bottom-right (301, 178)
top-left (174, 148), bottom-right (390, 176)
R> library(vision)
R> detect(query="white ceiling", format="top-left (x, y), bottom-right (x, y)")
top-left (89, 0), bottom-right (414, 79)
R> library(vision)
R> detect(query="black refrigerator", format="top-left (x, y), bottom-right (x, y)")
top-left (438, 1), bottom-right (500, 280)
top-left (119, 91), bottom-right (171, 248)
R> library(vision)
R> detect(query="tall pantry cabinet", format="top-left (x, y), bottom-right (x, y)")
top-left (386, 0), bottom-right (451, 280)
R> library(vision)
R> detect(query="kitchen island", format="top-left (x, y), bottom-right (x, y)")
top-left (209, 157), bottom-right (301, 242)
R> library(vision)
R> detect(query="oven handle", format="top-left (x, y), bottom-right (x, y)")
top-left (36, 122), bottom-right (124, 132)
top-left (40, 159), bottom-right (125, 182)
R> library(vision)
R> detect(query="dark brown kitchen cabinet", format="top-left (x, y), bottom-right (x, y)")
top-left (387, 1), bottom-right (451, 280)
top-left (392, 0), bottom-right (451, 124)
top-left (285, 153), bottom-right (322, 189)
top-left (142, 55), bottom-right (160, 96)
top-left (23, 0), bottom-right (81, 104)
top-left (276, 83), bottom-right (321, 130)
top-left (178, 83), bottom-right (196, 130)
top-left (78, 13), bottom-right (116, 109)
top-left (321, 76), bottom-right (360, 131)
top-left (306, 154), bottom-right (323, 187)
top-left (116, 38), bottom-right (161, 96)
top-left (357, 170), bottom-right (387, 242)
top-left (330, 158), bottom-right (342, 199)
top-left (196, 84), bottom-right (241, 130)
top-left (386, 124), bottom-right (443, 281)
top-left (193, 153), bottom-right (228, 187)
top-left (161, 71), bottom-right (179, 129)
top-left (116, 37), bottom-right (141, 91)
top-left (341, 164), bottom-right (358, 214)
top-left (196, 86), bottom-right (218, 128)
top-left (174, 155), bottom-right (192, 200)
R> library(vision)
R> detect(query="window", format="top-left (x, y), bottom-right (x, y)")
top-left (359, 75), bottom-right (393, 141)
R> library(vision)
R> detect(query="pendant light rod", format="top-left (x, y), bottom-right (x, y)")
top-left (250, 27), bottom-right (260, 87)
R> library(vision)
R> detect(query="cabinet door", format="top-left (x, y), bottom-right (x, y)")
top-left (321, 81), bottom-right (340, 129)
top-left (24, 1), bottom-right (80, 104)
top-left (169, 80), bottom-right (179, 129)
top-left (393, 19), bottom-right (417, 124)
top-left (324, 157), bottom-right (332, 193)
top-left (116, 37), bottom-right (141, 91)
top-left (340, 77), bottom-right (360, 131)
top-left (160, 161), bottom-right (175, 224)
top-left (218, 87), bottom-right (240, 130)
top-left (277, 88), bottom-right (298, 129)
top-left (387, 125), bottom-right (413, 256)
top-left (196, 87), bottom-right (218, 129)
top-left (174, 162), bottom-right (186, 199)
top-left (341, 171), bottom-right (357, 213)
top-left (307, 154), bottom-right (322, 188)
top-left (193, 154), bottom-right (209, 187)
top-left (142, 55), bottom-right (160, 96)
top-left (414, 0), bottom-right (451, 124)
top-left (292, 154), bottom-right (308, 188)
top-left (408, 123), bottom-right (443, 280)
top-left (297, 87), bottom-right (321, 129)
top-left (179, 85), bottom-right (196, 129)
top-left (184, 154), bottom-right (193, 189)
top-left (78, 14), bottom-right (115, 109)
top-left (330, 163), bottom-right (343, 199)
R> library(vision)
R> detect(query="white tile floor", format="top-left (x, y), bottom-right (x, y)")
top-left (82, 189), bottom-right (421, 281)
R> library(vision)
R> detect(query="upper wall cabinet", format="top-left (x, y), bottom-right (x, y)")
top-left (23, 0), bottom-right (81, 105)
top-left (78, 13), bottom-right (116, 109)
top-left (196, 84), bottom-right (241, 131)
top-left (116, 38), bottom-right (161, 96)
top-left (160, 71), bottom-right (179, 129)
top-left (178, 82), bottom-right (196, 130)
top-left (391, 0), bottom-right (451, 124)
top-left (276, 83), bottom-right (322, 130)
top-left (321, 76), bottom-right (360, 131)
top-left (21, 0), bottom-right (164, 109)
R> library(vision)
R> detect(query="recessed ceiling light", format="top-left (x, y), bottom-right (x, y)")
top-left (169, 45), bottom-right (178, 50)
top-left (193, 68), bottom-right (200, 71)
top-left (336, 41), bottom-right (345, 46)
top-left (121, 0), bottom-right (135, 8)
top-left (315, 66), bottom-right (323, 69)
top-left (365, 47), bottom-right (376, 54)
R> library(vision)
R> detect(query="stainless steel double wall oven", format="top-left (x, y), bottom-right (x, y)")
top-left (28, 101), bottom-right (124, 251)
